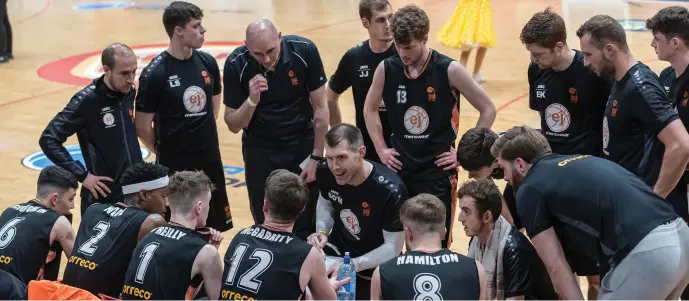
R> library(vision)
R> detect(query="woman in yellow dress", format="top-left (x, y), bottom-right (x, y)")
top-left (436, 0), bottom-right (496, 84)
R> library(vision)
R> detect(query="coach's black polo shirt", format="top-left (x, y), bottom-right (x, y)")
top-left (603, 62), bottom-right (678, 185)
top-left (223, 35), bottom-right (328, 148)
top-left (516, 154), bottom-right (677, 270)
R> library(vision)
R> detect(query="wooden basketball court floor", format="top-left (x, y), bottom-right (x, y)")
top-left (0, 0), bottom-right (686, 292)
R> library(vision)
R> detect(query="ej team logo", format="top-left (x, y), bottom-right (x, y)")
top-left (37, 41), bottom-right (242, 86)
top-left (404, 106), bottom-right (430, 135)
top-left (545, 103), bottom-right (571, 133)
top-left (183, 86), bottom-right (207, 114)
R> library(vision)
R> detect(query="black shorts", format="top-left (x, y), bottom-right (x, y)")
top-left (566, 252), bottom-right (599, 277)
top-left (158, 155), bottom-right (233, 232)
top-left (401, 173), bottom-right (458, 248)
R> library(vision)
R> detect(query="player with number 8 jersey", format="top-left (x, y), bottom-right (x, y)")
top-left (61, 163), bottom-right (169, 298)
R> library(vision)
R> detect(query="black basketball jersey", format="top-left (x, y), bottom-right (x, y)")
top-left (528, 50), bottom-right (610, 156)
top-left (315, 160), bottom-right (406, 261)
top-left (0, 201), bottom-right (62, 283)
top-left (220, 225), bottom-right (312, 300)
top-left (121, 225), bottom-right (210, 300)
top-left (329, 40), bottom-right (397, 163)
top-left (379, 249), bottom-right (480, 300)
top-left (135, 50), bottom-right (222, 162)
top-left (382, 50), bottom-right (460, 180)
top-left (62, 203), bottom-right (150, 297)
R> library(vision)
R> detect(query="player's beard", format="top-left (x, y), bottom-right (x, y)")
top-left (509, 168), bottom-right (525, 195)
top-left (600, 57), bottom-right (616, 77)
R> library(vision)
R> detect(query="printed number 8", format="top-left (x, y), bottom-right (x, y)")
top-left (413, 273), bottom-right (443, 301)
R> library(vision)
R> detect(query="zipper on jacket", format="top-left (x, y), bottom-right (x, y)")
top-left (119, 106), bottom-right (133, 165)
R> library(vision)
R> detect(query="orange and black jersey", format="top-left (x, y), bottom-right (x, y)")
top-left (382, 50), bottom-right (460, 180)
top-left (121, 225), bottom-right (212, 300)
top-left (329, 40), bottom-right (397, 163)
top-left (528, 50), bottom-right (611, 156)
top-left (0, 201), bottom-right (63, 283)
top-left (135, 50), bottom-right (222, 161)
top-left (62, 203), bottom-right (150, 298)
top-left (220, 225), bottom-right (312, 300)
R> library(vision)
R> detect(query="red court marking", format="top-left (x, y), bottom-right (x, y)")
top-left (15, 0), bottom-right (53, 25)
top-left (497, 92), bottom-right (528, 112)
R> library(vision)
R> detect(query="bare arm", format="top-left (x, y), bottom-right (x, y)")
top-left (507, 296), bottom-right (525, 300)
top-left (364, 61), bottom-right (388, 153)
top-left (310, 85), bottom-right (328, 157)
top-left (303, 248), bottom-right (337, 300)
top-left (213, 94), bottom-right (221, 120)
top-left (476, 260), bottom-right (488, 300)
top-left (223, 102), bottom-right (258, 134)
top-left (370, 267), bottom-right (382, 300)
top-left (192, 245), bottom-right (223, 300)
top-left (134, 112), bottom-right (156, 154)
top-left (137, 214), bottom-right (166, 241)
top-left (326, 85), bottom-right (343, 126)
top-left (655, 119), bottom-right (689, 198)
top-left (50, 216), bottom-right (75, 257)
top-left (530, 227), bottom-right (583, 300)
top-left (447, 61), bottom-right (496, 128)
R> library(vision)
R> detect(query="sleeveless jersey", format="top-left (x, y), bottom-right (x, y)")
top-left (0, 201), bottom-right (62, 283)
top-left (220, 225), bottom-right (312, 300)
top-left (382, 50), bottom-right (460, 180)
top-left (121, 225), bottom-right (210, 300)
top-left (62, 203), bottom-right (150, 297)
top-left (379, 249), bottom-right (480, 300)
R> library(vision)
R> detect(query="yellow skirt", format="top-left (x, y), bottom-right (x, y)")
top-left (436, 0), bottom-right (496, 50)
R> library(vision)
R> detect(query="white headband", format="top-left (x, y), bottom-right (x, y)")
top-left (122, 176), bottom-right (169, 195)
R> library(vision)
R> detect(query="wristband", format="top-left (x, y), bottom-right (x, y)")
top-left (310, 154), bottom-right (324, 161)
top-left (318, 229), bottom-right (329, 235)
top-left (246, 98), bottom-right (257, 107)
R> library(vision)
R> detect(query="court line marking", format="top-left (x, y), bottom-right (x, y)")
top-left (15, 0), bottom-right (53, 25)
top-left (0, 86), bottom-right (74, 108)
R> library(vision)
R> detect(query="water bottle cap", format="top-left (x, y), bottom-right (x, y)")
top-left (343, 252), bottom-right (350, 263)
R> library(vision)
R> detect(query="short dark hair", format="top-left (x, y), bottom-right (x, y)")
top-left (325, 123), bottom-right (364, 151)
top-left (37, 166), bottom-right (78, 197)
top-left (399, 193), bottom-right (446, 234)
top-left (646, 6), bottom-right (689, 45)
top-left (168, 170), bottom-right (215, 214)
top-left (458, 128), bottom-right (498, 171)
top-left (359, 0), bottom-right (391, 20)
top-left (265, 169), bottom-right (309, 221)
top-left (520, 7), bottom-right (567, 48)
top-left (162, 1), bottom-right (204, 38)
top-left (391, 4), bottom-right (430, 45)
top-left (576, 15), bottom-right (628, 50)
top-left (101, 43), bottom-right (133, 70)
top-left (121, 162), bottom-right (169, 200)
top-left (491, 126), bottom-right (551, 163)
top-left (457, 179), bottom-right (502, 222)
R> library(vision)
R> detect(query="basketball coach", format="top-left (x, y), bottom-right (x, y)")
top-left (223, 19), bottom-right (329, 240)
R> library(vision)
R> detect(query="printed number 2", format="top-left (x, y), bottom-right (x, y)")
top-left (0, 217), bottom-right (25, 249)
top-left (224, 243), bottom-right (274, 293)
top-left (78, 221), bottom-right (110, 256)
top-left (413, 273), bottom-right (443, 301)
top-left (134, 242), bottom-right (160, 284)
top-left (397, 90), bottom-right (407, 104)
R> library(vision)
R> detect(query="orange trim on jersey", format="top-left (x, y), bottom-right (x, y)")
top-left (186, 283), bottom-right (202, 300)
top-left (36, 250), bottom-right (58, 280)
top-left (447, 174), bottom-right (459, 249)
top-left (451, 102), bottom-right (460, 135)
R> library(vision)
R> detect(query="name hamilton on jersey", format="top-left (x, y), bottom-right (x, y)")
top-left (396, 253), bottom-right (461, 266)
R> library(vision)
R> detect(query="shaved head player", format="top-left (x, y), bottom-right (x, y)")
top-left (223, 18), bottom-right (329, 239)
top-left (327, 0), bottom-right (396, 164)
top-left (520, 8), bottom-right (610, 298)
top-left (134, 1), bottom-right (232, 232)
top-left (364, 4), bottom-right (496, 248)
top-left (371, 194), bottom-right (487, 300)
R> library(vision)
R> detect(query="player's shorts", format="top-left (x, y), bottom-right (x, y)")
top-left (158, 155), bottom-right (233, 232)
top-left (401, 173), bottom-right (458, 248)
top-left (566, 252), bottom-right (599, 277)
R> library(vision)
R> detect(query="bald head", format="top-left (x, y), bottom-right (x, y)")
top-left (245, 19), bottom-right (279, 43)
top-left (101, 43), bottom-right (135, 70)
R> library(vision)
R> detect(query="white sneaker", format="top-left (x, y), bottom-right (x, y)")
top-left (473, 73), bottom-right (486, 84)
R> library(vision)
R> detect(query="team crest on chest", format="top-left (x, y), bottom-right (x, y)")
top-left (183, 86), bottom-right (207, 116)
top-left (288, 70), bottom-right (298, 86)
top-left (340, 209), bottom-right (361, 237)
top-left (682, 91), bottom-right (688, 107)
top-left (545, 103), bottom-right (570, 133)
top-left (404, 106), bottom-right (430, 136)
top-left (569, 87), bottom-right (578, 104)
top-left (427, 87), bottom-right (436, 102)
top-left (201, 71), bottom-right (211, 85)
top-left (611, 100), bottom-right (618, 117)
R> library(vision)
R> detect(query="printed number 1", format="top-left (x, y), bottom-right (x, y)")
top-left (397, 90), bottom-right (407, 104)
top-left (134, 242), bottom-right (160, 284)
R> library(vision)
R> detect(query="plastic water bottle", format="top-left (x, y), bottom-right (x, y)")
top-left (336, 252), bottom-right (356, 300)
